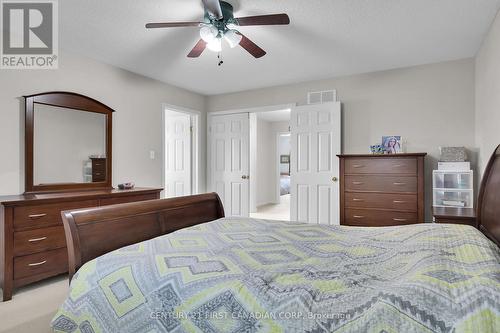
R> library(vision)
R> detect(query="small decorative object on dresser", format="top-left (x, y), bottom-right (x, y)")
top-left (338, 153), bottom-right (427, 226)
top-left (369, 144), bottom-right (385, 155)
top-left (118, 182), bottom-right (135, 190)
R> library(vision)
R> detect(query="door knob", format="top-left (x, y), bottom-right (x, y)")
top-left (332, 177), bottom-right (338, 182)
top-left (242, 175), bottom-right (249, 180)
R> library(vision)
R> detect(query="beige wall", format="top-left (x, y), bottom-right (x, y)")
top-left (0, 51), bottom-right (206, 196)
top-left (208, 59), bottom-right (476, 221)
top-left (475, 10), bottom-right (500, 177)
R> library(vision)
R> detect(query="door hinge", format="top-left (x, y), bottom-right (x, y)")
top-left (190, 126), bottom-right (193, 133)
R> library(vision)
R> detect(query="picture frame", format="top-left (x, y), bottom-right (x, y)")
top-left (382, 136), bottom-right (403, 154)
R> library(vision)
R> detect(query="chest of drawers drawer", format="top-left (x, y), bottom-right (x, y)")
top-left (14, 226), bottom-right (66, 256)
top-left (345, 158), bottom-right (417, 174)
top-left (345, 175), bottom-right (417, 193)
top-left (345, 209), bottom-right (418, 227)
top-left (13, 200), bottom-right (98, 230)
top-left (99, 194), bottom-right (159, 206)
top-left (14, 248), bottom-right (68, 281)
top-left (345, 193), bottom-right (417, 211)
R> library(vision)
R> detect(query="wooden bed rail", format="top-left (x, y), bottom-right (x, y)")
top-left (61, 193), bottom-right (224, 280)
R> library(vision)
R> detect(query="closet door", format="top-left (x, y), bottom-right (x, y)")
top-left (290, 102), bottom-right (341, 224)
top-left (164, 112), bottom-right (192, 198)
top-left (209, 113), bottom-right (250, 217)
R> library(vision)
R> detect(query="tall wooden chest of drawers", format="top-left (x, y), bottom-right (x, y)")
top-left (338, 153), bottom-right (427, 226)
top-left (0, 187), bottom-right (162, 301)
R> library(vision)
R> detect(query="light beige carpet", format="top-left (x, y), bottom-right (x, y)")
top-left (0, 275), bottom-right (68, 333)
top-left (250, 194), bottom-right (290, 221)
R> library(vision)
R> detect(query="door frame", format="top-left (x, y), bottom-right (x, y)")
top-left (275, 131), bottom-right (291, 204)
top-left (207, 103), bottom-right (296, 194)
top-left (162, 104), bottom-right (201, 198)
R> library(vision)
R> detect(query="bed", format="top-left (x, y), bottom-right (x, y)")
top-left (51, 147), bottom-right (500, 333)
top-left (280, 175), bottom-right (290, 195)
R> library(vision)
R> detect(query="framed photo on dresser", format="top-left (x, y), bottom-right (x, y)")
top-left (382, 136), bottom-right (403, 154)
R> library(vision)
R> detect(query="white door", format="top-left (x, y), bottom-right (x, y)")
top-left (209, 113), bottom-right (250, 217)
top-left (290, 102), bottom-right (341, 224)
top-left (164, 112), bottom-right (191, 198)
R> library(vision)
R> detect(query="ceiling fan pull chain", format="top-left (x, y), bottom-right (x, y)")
top-left (218, 52), bottom-right (224, 66)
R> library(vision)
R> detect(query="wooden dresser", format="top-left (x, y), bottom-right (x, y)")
top-left (338, 153), bottom-right (426, 226)
top-left (0, 187), bottom-right (162, 301)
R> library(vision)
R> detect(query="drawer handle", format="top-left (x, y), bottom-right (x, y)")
top-left (28, 237), bottom-right (47, 242)
top-left (94, 163), bottom-right (101, 166)
top-left (393, 218), bottom-right (408, 222)
top-left (28, 213), bottom-right (47, 219)
top-left (353, 215), bottom-right (365, 219)
top-left (95, 173), bottom-right (101, 176)
top-left (393, 182), bottom-right (406, 186)
top-left (352, 182), bottom-right (364, 185)
top-left (393, 164), bottom-right (403, 168)
top-left (28, 260), bottom-right (47, 267)
top-left (352, 198), bottom-right (364, 202)
top-left (352, 164), bottom-right (364, 168)
top-left (393, 200), bottom-right (406, 204)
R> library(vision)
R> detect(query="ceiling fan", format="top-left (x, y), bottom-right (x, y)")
top-left (146, 0), bottom-right (290, 59)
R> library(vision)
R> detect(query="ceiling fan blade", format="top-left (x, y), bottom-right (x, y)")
top-left (187, 39), bottom-right (207, 58)
top-left (146, 22), bottom-right (201, 28)
top-left (201, 0), bottom-right (223, 19)
top-left (236, 14), bottom-right (290, 26)
top-left (238, 33), bottom-right (266, 58)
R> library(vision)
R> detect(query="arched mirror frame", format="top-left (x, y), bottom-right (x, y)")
top-left (24, 92), bottom-right (114, 194)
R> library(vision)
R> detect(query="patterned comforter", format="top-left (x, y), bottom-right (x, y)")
top-left (52, 218), bottom-right (500, 333)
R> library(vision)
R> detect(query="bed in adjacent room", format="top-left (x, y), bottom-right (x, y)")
top-left (52, 146), bottom-right (500, 333)
top-left (280, 174), bottom-right (290, 196)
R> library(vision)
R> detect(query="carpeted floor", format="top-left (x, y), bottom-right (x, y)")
top-left (250, 194), bottom-right (290, 221)
top-left (0, 275), bottom-right (68, 333)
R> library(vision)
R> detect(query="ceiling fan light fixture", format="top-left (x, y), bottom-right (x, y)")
top-left (199, 25), bottom-right (219, 43)
top-left (224, 29), bottom-right (242, 48)
top-left (206, 37), bottom-right (222, 52)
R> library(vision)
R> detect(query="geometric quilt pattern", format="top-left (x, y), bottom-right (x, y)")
top-left (52, 218), bottom-right (500, 332)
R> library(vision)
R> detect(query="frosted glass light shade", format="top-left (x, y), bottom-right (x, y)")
top-left (200, 25), bottom-right (218, 43)
top-left (207, 38), bottom-right (222, 52)
top-left (224, 29), bottom-right (242, 48)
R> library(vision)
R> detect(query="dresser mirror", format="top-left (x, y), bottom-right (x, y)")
top-left (25, 92), bottom-right (114, 193)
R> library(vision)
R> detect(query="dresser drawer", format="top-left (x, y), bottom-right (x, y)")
top-left (345, 176), bottom-right (417, 193)
top-left (14, 248), bottom-right (68, 280)
top-left (14, 200), bottom-right (99, 230)
top-left (344, 209), bottom-right (418, 226)
top-left (345, 158), bottom-right (417, 175)
top-left (345, 193), bottom-right (417, 211)
top-left (14, 226), bottom-right (66, 256)
top-left (99, 194), bottom-right (158, 206)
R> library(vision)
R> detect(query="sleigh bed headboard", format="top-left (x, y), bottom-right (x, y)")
top-left (61, 193), bottom-right (225, 279)
top-left (477, 145), bottom-right (500, 247)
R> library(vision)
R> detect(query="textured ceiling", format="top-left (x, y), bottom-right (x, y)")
top-left (60, 0), bottom-right (500, 95)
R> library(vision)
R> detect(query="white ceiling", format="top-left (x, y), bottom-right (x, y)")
top-left (60, 0), bottom-right (500, 95)
top-left (256, 109), bottom-right (291, 122)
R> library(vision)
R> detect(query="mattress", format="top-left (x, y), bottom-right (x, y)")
top-left (280, 175), bottom-right (290, 195)
top-left (52, 218), bottom-right (500, 333)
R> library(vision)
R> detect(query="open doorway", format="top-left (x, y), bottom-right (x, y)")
top-left (163, 107), bottom-right (199, 198)
top-left (249, 109), bottom-right (291, 221)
